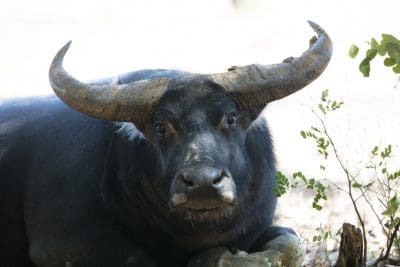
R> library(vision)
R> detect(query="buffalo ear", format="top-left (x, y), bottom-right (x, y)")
top-left (132, 122), bottom-right (156, 144)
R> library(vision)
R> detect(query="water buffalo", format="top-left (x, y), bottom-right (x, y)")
top-left (0, 21), bottom-right (331, 266)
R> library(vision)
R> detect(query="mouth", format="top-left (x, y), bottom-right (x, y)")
top-left (183, 199), bottom-right (233, 210)
top-left (169, 190), bottom-right (236, 208)
top-left (170, 201), bottom-right (235, 222)
top-left (187, 207), bottom-right (221, 212)
top-left (169, 194), bottom-right (235, 211)
top-left (185, 202), bottom-right (232, 213)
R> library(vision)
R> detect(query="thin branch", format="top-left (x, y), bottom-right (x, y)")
top-left (313, 109), bottom-right (368, 267)
top-left (377, 220), bottom-right (400, 262)
top-left (391, 173), bottom-right (400, 189)
top-left (320, 178), bottom-right (347, 193)
top-left (359, 187), bottom-right (387, 236)
top-left (376, 173), bottom-right (388, 200)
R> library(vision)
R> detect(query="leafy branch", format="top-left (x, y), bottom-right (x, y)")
top-left (349, 34), bottom-right (400, 77)
top-left (275, 89), bottom-right (400, 266)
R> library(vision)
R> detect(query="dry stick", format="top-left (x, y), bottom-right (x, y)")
top-left (359, 187), bottom-right (387, 237)
top-left (312, 110), bottom-right (367, 267)
top-left (320, 177), bottom-right (347, 193)
top-left (378, 220), bottom-right (400, 262)
top-left (375, 176), bottom-right (393, 237)
top-left (391, 171), bottom-right (400, 192)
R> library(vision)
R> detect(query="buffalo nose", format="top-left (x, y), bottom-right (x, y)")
top-left (179, 166), bottom-right (226, 189)
top-left (170, 166), bottom-right (236, 208)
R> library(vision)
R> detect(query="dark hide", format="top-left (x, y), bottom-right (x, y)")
top-left (0, 70), bottom-right (289, 267)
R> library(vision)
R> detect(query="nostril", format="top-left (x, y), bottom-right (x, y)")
top-left (182, 177), bottom-right (195, 187)
top-left (212, 175), bottom-right (224, 186)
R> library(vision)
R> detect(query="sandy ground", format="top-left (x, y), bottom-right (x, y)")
top-left (1, 0), bottom-right (400, 265)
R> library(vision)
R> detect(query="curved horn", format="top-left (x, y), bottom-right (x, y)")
top-left (49, 41), bottom-right (170, 123)
top-left (208, 21), bottom-right (332, 109)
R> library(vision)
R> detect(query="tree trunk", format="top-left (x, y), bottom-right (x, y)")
top-left (335, 223), bottom-right (363, 267)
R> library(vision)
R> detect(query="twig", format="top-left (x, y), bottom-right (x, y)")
top-left (377, 220), bottom-right (400, 262)
top-left (312, 109), bottom-right (367, 267)
top-left (359, 187), bottom-right (387, 237)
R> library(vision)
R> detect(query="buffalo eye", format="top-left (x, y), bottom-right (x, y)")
top-left (155, 121), bottom-right (167, 136)
top-left (226, 113), bottom-right (237, 126)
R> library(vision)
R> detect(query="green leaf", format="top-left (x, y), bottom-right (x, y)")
top-left (395, 237), bottom-right (400, 248)
top-left (371, 146), bottom-right (379, 156)
top-left (364, 182), bottom-right (374, 188)
top-left (311, 126), bottom-right (321, 133)
top-left (377, 41), bottom-right (387, 56)
top-left (393, 64), bottom-right (400, 73)
top-left (383, 195), bottom-right (400, 216)
top-left (318, 104), bottom-right (327, 115)
top-left (371, 38), bottom-right (379, 50)
top-left (324, 231), bottom-right (329, 240)
top-left (381, 144), bottom-right (392, 158)
top-left (381, 34), bottom-right (399, 43)
top-left (349, 44), bottom-right (359, 58)
top-left (313, 203), bottom-right (323, 210)
top-left (352, 182), bottom-right (363, 189)
top-left (293, 171), bottom-right (308, 184)
top-left (357, 48), bottom-right (377, 77)
top-left (321, 89), bottom-right (329, 101)
top-left (273, 171), bottom-right (290, 197)
top-left (386, 42), bottom-right (400, 58)
top-left (359, 58), bottom-right (371, 77)
top-left (379, 34), bottom-right (400, 57)
top-left (384, 57), bottom-right (396, 66)
top-left (388, 170), bottom-right (400, 180)
top-left (366, 48), bottom-right (378, 60)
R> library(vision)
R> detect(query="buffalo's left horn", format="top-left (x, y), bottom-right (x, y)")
top-left (208, 21), bottom-right (332, 110)
top-left (49, 41), bottom-right (170, 124)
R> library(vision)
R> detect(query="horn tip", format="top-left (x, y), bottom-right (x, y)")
top-left (57, 40), bottom-right (73, 58)
top-left (50, 40), bottom-right (73, 70)
top-left (62, 40), bottom-right (73, 54)
top-left (49, 40), bottom-right (74, 92)
top-left (307, 20), bottom-right (324, 35)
